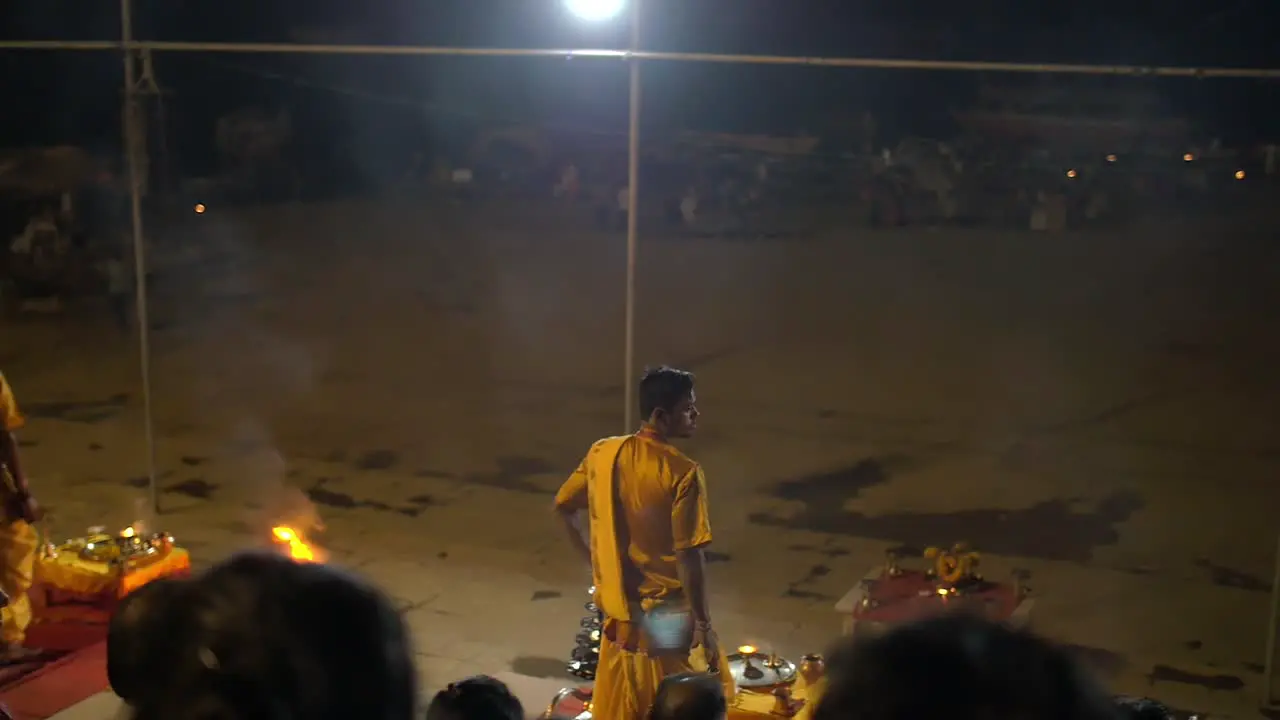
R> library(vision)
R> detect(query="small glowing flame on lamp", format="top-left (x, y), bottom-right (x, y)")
top-left (194, 203), bottom-right (206, 214)
top-left (738, 645), bottom-right (758, 655)
top-left (1235, 170), bottom-right (1246, 180)
top-left (936, 587), bottom-right (951, 596)
top-left (1183, 153), bottom-right (1194, 162)
top-left (272, 526), bottom-right (321, 563)
top-left (1066, 169), bottom-right (1078, 178)
top-left (1105, 154), bottom-right (1117, 163)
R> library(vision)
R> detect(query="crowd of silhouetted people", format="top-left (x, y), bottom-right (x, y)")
top-left (103, 551), bottom-right (1184, 720)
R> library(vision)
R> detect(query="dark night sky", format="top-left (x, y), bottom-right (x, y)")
top-left (1, 0), bottom-right (1276, 161)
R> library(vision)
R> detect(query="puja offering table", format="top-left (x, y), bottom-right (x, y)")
top-left (0, 525), bottom-right (191, 718)
top-left (834, 544), bottom-right (1033, 637)
top-left (543, 645), bottom-right (826, 720)
top-left (35, 525), bottom-right (191, 608)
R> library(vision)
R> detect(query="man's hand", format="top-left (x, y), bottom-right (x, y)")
top-left (691, 624), bottom-right (720, 671)
top-left (16, 494), bottom-right (40, 524)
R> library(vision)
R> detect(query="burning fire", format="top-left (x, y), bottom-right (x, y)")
top-left (271, 526), bottom-right (323, 563)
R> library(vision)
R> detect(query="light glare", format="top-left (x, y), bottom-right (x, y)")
top-left (564, 0), bottom-right (625, 21)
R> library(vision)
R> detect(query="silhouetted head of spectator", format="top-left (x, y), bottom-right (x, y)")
top-left (814, 614), bottom-right (1119, 720)
top-left (108, 575), bottom-right (195, 704)
top-left (650, 672), bottom-right (727, 720)
top-left (1113, 696), bottom-right (1174, 720)
top-left (425, 676), bottom-right (524, 720)
top-left (120, 551), bottom-right (416, 720)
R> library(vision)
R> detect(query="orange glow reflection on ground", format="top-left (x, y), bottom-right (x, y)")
top-left (271, 526), bottom-right (324, 563)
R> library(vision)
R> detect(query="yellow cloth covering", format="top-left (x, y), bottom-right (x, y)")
top-left (556, 428), bottom-right (723, 720)
top-left (37, 545), bottom-right (191, 600)
top-left (0, 373), bottom-right (23, 432)
top-left (0, 520), bottom-right (37, 645)
top-left (0, 372), bottom-right (34, 645)
top-left (726, 677), bottom-right (821, 720)
top-left (595, 634), bottom-right (735, 720)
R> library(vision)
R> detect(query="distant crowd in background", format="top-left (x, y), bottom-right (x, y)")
top-left (101, 550), bottom-right (1188, 720)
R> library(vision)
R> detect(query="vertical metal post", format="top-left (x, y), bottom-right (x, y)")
top-left (622, 0), bottom-right (641, 433)
top-left (1265, 533), bottom-right (1280, 705)
top-left (121, 0), bottom-right (160, 515)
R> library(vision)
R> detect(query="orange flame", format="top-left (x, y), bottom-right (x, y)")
top-left (271, 526), bottom-right (323, 563)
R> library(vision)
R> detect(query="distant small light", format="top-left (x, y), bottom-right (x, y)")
top-left (1066, 169), bottom-right (1078, 178)
top-left (194, 203), bottom-right (206, 214)
top-left (1235, 170), bottom-right (1246, 180)
top-left (1105, 154), bottom-right (1117, 163)
top-left (1183, 153), bottom-right (1194, 162)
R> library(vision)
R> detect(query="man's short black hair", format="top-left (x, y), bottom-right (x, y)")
top-left (426, 675), bottom-right (524, 720)
top-left (639, 366), bottom-right (696, 420)
top-left (1113, 697), bottom-right (1173, 720)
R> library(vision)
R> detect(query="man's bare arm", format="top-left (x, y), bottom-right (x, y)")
top-left (556, 507), bottom-right (592, 567)
top-left (0, 430), bottom-right (26, 494)
top-left (676, 546), bottom-right (711, 627)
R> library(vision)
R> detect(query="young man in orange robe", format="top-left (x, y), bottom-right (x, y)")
top-left (0, 372), bottom-right (42, 663)
top-left (555, 366), bottom-right (733, 720)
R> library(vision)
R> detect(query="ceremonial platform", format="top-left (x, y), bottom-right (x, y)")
top-left (0, 525), bottom-right (190, 720)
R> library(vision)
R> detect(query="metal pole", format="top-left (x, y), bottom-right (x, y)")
top-left (121, 0), bottom-right (160, 515)
top-left (622, 0), bottom-right (641, 433)
top-left (3, 39), bottom-right (1280, 79)
top-left (1264, 532), bottom-right (1280, 706)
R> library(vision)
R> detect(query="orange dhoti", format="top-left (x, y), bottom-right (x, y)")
top-left (591, 620), bottom-right (735, 720)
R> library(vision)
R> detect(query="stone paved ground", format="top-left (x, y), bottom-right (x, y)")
top-left (13, 199), bottom-right (1280, 717)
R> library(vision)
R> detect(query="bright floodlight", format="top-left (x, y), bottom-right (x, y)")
top-left (564, 0), bottom-right (624, 21)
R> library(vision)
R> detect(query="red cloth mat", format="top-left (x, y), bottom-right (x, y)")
top-left (854, 570), bottom-right (1018, 625)
top-left (0, 606), bottom-right (112, 720)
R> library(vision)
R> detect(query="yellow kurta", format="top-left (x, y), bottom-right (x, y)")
top-left (0, 372), bottom-right (36, 645)
top-left (555, 429), bottom-right (733, 720)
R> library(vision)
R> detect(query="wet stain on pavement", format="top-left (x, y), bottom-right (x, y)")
top-left (125, 470), bottom-right (176, 488)
top-left (180, 456), bottom-right (207, 466)
top-left (531, 590), bottom-right (563, 601)
top-left (1063, 644), bottom-right (1129, 678)
top-left (165, 478), bottom-right (218, 500)
top-left (706, 551), bottom-right (732, 563)
top-left (414, 469), bottom-right (457, 479)
top-left (751, 468), bottom-right (1144, 561)
top-left (309, 487), bottom-right (358, 508)
top-left (1147, 664), bottom-right (1245, 691)
top-left (354, 450), bottom-right (399, 471)
top-left (782, 588), bottom-right (835, 601)
top-left (1183, 640), bottom-right (1203, 651)
top-left (22, 394), bottom-right (129, 424)
top-left (1194, 558), bottom-right (1270, 592)
top-left (88, 443), bottom-right (103, 451)
top-left (765, 459), bottom-right (893, 503)
top-left (408, 494), bottom-right (441, 506)
top-left (1243, 662), bottom-right (1265, 674)
top-left (510, 656), bottom-right (575, 679)
top-left (783, 563), bottom-right (835, 601)
top-left (307, 481), bottom-right (435, 517)
top-left (16, 439), bottom-right (37, 448)
top-left (786, 544), bottom-right (850, 558)
top-left (464, 455), bottom-right (556, 493)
